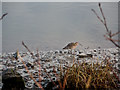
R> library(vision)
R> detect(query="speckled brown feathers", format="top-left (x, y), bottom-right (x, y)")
top-left (63, 42), bottom-right (79, 49)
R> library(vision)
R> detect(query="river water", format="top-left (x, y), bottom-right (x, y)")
top-left (2, 2), bottom-right (118, 53)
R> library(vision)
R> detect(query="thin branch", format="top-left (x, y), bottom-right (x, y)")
top-left (109, 39), bottom-right (120, 48)
top-left (111, 31), bottom-right (120, 37)
top-left (17, 50), bottom-right (43, 89)
top-left (22, 41), bottom-right (35, 58)
top-left (92, 3), bottom-right (120, 48)
top-left (104, 36), bottom-right (120, 42)
top-left (91, 9), bottom-right (104, 24)
top-left (98, 3), bottom-right (106, 24)
top-left (104, 35), bottom-right (120, 48)
top-left (0, 13), bottom-right (8, 20)
top-left (99, 3), bottom-right (110, 33)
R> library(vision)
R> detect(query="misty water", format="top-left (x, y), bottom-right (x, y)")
top-left (2, 2), bottom-right (118, 53)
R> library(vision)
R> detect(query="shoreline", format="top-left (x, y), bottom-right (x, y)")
top-left (0, 47), bottom-right (119, 89)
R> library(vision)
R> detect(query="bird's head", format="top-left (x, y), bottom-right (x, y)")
top-left (75, 42), bottom-right (83, 46)
top-left (75, 42), bottom-right (79, 46)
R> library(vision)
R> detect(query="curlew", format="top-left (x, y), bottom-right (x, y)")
top-left (63, 42), bottom-right (79, 50)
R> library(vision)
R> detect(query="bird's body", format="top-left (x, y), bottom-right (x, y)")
top-left (63, 42), bottom-right (79, 49)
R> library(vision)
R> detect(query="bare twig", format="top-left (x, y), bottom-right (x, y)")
top-left (22, 41), bottom-right (35, 58)
top-left (92, 3), bottom-right (120, 48)
top-left (0, 13), bottom-right (8, 20)
top-left (98, 3), bottom-right (106, 25)
top-left (91, 9), bottom-right (104, 24)
top-left (17, 50), bottom-right (43, 89)
top-left (109, 38), bottom-right (120, 48)
top-left (111, 31), bottom-right (120, 37)
top-left (104, 35), bottom-right (120, 42)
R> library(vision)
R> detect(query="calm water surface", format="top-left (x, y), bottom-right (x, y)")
top-left (2, 2), bottom-right (118, 53)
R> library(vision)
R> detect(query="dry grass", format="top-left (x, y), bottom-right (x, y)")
top-left (44, 60), bottom-right (119, 89)
top-left (63, 62), bottom-right (118, 89)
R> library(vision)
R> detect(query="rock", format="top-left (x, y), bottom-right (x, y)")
top-left (35, 53), bottom-right (39, 57)
top-left (77, 54), bottom-right (92, 59)
top-left (26, 62), bottom-right (32, 67)
top-left (26, 62), bottom-right (34, 69)
top-left (13, 51), bottom-right (19, 60)
top-left (93, 49), bottom-right (97, 52)
top-left (45, 81), bottom-right (59, 90)
top-left (2, 68), bottom-right (25, 90)
top-left (87, 54), bottom-right (93, 58)
top-left (59, 51), bottom-right (62, 54)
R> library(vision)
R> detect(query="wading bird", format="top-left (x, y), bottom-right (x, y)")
top-left (63, 42), bottom-right (79, 50)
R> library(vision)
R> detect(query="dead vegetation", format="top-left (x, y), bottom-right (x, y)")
top-left (91, 3), bottom-right (120, 48)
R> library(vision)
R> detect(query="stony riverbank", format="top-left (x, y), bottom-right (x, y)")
top-left (0, 47), bottom-right (119, 89)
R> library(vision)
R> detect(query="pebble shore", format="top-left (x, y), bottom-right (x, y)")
top-left (0, 47), bottom-right (119, 89)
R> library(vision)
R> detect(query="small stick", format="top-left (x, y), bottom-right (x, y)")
top-left (92, 3), bottom-right (120, 48)
top-left (91, 9), bottom-right (104, 24)
top-left (0, 13), bottom-right (8, 20)
top-left (17, 51), bottom-right (43, 89)
top-left (111, 31), bottom-right (120, 37)
top-left (104, 35), bottom-right (120, 42)
top-left (22, 41), bottom-right (35, 58)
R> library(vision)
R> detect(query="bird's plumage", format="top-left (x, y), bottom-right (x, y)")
top-left (63, 42), bottom-right (79, 49)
